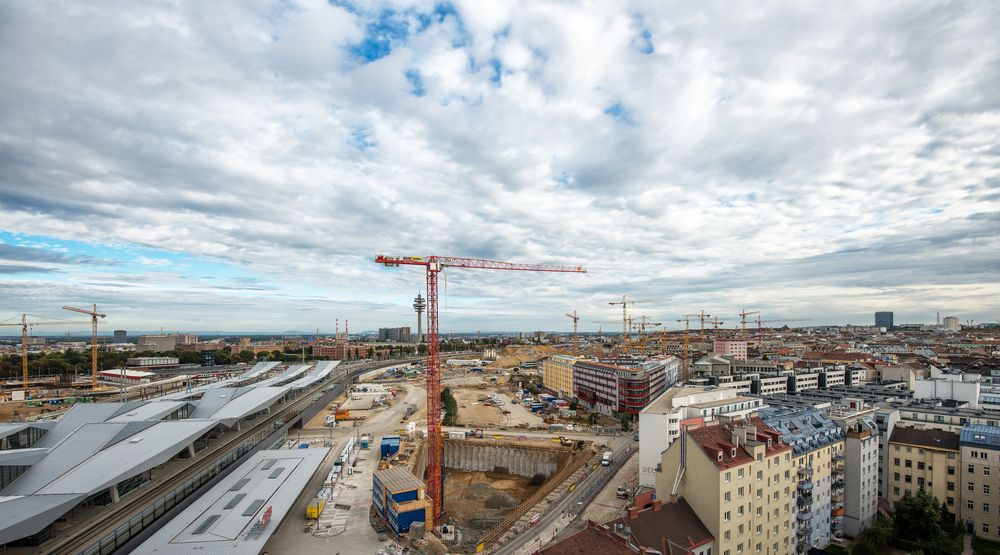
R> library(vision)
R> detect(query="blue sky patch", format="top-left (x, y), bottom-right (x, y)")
top-left (348, 125), bottom-right (377, 150)
top-left (604, 102), bottom-right (635, 125)
top-left (347, 8), bottom-right (410, 63)
top-left (404, 69), bottom-right (426, 97)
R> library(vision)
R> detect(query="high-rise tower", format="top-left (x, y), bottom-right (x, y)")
top-left (413, 293), bottom-right (426, 342)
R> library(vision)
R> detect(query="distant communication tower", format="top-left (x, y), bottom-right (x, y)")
top-left (413, 293), bottom-right (426, 342)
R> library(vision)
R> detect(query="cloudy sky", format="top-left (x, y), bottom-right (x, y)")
top-left (0, 1), bottom-right (998, 334)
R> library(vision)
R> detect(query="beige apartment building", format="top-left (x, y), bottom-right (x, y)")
top-left (886, 427), bottom-right (961, 511)
top-left (960, 425), bottom-right (1000, 539)
top-left (658, 416), bottom-right (795, 555)
top-left (542, 355), bottom-right (578, 397)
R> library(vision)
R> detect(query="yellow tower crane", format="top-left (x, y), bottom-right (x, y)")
top-left (0, 315), bottom-right (87, 390)
top-left (565, 311), bottom-right (581, 355)
top-left (739, 309), bottom-right (760, 339)
top-left (676, 315), bottom-right (693, 383)
top-left (62, 305), bottom-right (106, 389)
top-left (609, 296), bottom-right (646, 350)
top-left (693, 310), bottom-right (711, 340)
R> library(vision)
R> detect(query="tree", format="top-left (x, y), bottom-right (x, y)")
top-left (441, 387), bottom-right (459, 426)
top-left (238, 350), bottom-right (254, 363)
top-left (891, 489), bottom-right (961, 555)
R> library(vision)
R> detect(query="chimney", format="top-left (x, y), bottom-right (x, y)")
top-left (653, 500), bottom-right (662, 512)
top-left (628, 506), bottom-right (640, 520)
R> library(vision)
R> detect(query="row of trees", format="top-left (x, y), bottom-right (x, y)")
top-left (441, 387), bottom-right (458, 426)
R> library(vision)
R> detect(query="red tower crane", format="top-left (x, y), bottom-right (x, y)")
top-left (374, 255), bottom-right (585, 522)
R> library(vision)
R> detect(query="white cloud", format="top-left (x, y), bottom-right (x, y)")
top-left (0, 0), bottom-right (997, 331)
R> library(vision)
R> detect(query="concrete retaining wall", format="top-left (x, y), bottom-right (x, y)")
top-left (443, 439), bottom-right (570, 478)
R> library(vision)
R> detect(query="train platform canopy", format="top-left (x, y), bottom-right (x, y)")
top-left (288, 360), bottom-right (341, 390)
top-left (241, 361), bottom-right (281, 380)
top-left (134, 448), bottom-right (329, 554)
top-left (106, 400), bottom-right (193, 423)
top-left (253, 364), bottom-right (311, 388)
top-left (0, 419), bottom-right (218, 544)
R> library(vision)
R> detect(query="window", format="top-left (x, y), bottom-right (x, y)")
top-left (757, 470), bottom-right (763, 480)
top-left (969, 500), bottom-right (975, 510)
top-left (917, 462), bottom-right (925, 470)
top-left (986, 467), bottom-right (991, 477)
top-left (756, 488), bottom-right (762, 499)
top-left (738, 506), bottom-right (744, 517)
top-left (918, 477), bottom-right (925, 487)
top-left (948, 482), bottom-right (956, 491)
top-left (948, 466), bottom-right (956, 475)
top-left (984, 523), bottom-right (990, 534)
top-left (724, 531), bottom-right (731, 540)
top-left (738, 468), bottom-right (745, 479)
top-left (986, 484), bottom-right (991, 495)
top-left (970, 482), bottom-right (977, 492)
top-left (724, 511), bottom-right (731, 522)
top-left (949, 453), bottom-right (957, 459)
top-left (905, 460), bottom-right (912, 468)
top-left (947, 496), bottom-right (954, 506)
top-left (984, 503), bottom-right (991, 513)
top-left (725, 472), bottom-right (731, 483)
top-left (894, 487), bottom-right (900, 496)
top-left (905, 475), bottom-right (912, 483)
top-left (970, 465), bottom-right (977, 474)
top-left (894, 472), bottom-right (900, 481)
top-left (725, 492), bottom-right (731, 502)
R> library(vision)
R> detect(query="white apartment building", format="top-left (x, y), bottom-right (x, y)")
top-left (638, 386), bottom-right (766, 487)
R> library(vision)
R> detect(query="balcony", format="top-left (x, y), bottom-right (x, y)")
top-left (798, 493), bottom-right (813, 508)
top-left (798, 480), bottom-right (813, 491)
top-left (831, 492), bottom-right (844, 503)
top-left (832, 478), bottom-right (845, 489)
top-left (798, 510), bottom-right (813, 521)
top-left (798, 466), bottom-right (813, 478)
top-left (832, 463), bottom-right (845, 474)
top-left (831, 505), bottom-right (845, 517)
top-left (833, 452), bottom-right (845, 462)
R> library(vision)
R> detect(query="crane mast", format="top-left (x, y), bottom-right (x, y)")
top-left (375, 254), bottom-right (585, 522)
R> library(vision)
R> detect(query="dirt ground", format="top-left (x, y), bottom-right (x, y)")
top-left (451, 387), bottom-right (545, 429)
top-left (444, 469), bottom-right (542, 548)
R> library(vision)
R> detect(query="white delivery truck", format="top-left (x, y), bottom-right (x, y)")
top-left (602, 451), bottom-right (613, 466)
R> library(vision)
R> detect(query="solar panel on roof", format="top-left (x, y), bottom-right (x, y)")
top-left (268, 467), bottom-right (285, 479)
top-left (192, 514), bottom-right (220, 535)
top-left (260, 459), bottom-right (276, 470)
top-left (229, 478), bottom-right (250, 491)
top-left (224, 493), bottom-right (246, 510)
top-left (242, 499), bottom-right (265, 516)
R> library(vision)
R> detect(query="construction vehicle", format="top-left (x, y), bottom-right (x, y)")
top-left (602, 451), bottom-right (613, 466)
top-left (375, 254), bottom-right (585, 521)
top-left (335, 409), bottom-right (351, 420)
top-left (616, 485), bottom-right (629, 499)
top-left (306, 498), bottom-right (325, 519)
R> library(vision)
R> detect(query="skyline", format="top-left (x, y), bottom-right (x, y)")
top-left (1, 1), bottom-right (998, 332)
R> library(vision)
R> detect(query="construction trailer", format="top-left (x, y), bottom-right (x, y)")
top-left (372, 467), bottom-right (433, 535)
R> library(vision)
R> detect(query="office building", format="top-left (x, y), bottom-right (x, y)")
top-left (639, 386), bottom-right (766, 487)
top-left (886, 427), bottom-right (961, 512)
top-left (377, 327), bottom-right (412, 342)
top-left (657, 416), bottom-right (795, 555)
top-left (542, 355), bottom-right (579, 398)
top-left (875, 312), bottom-right (894, 331)
top-left (113, 330), bottom-right (127, 343)
top-left (943, 316), bottom-right (960, 332)
top-left (136, 334), bottom-right (177, 352)
top-left (573, 359), bottom-right (672, 418)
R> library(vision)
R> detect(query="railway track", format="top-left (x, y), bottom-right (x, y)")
top-left (39, 360), bottom-right (407, 555)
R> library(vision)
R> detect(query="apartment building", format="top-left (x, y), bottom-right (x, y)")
top-left (960, 425), bottom-right (1000, 539)
top-left (759, 407), bottom-right (846, 550)
top-left (886, 427), bottom-right (961, 512)
top-left (573, 359), bottom-right (671, 418)
top-left (714, 340), bottom-right (748, 361)
top-left (638, 387), bottom-right (766, 487)
top-left (542, 355), bottom-right (579, 397)
top-left (657, 416), bottom-right (795, 555)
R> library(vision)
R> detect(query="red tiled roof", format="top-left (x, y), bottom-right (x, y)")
top-left (536, 521), bottom-right (637, 555)
top-left (607, 498), bottom-right (713, 553)
top-left (687, 416), bottom-right (789, 470)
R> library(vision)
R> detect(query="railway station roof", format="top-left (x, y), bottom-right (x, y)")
top-left (134, 448), bottom-right (328, 554)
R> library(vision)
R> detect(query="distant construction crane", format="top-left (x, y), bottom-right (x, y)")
top-left (691, 310), bottom-right (710, 340)
top-left (739, 309), bottom-right (760, 338)
top-left (0, 315), bottom-right (87, 389)
top-left (711, 316), bottom-right (725, 330)
top-left (375, 254), bottom-right (585, 522)
top-left (62, 305), bottom-right (106, 389)
top-left (677, 315), bottom-right (693, 383)
top-left (609, 296), bottom-right (645, 349)
top-left (565, 311), bottom-right (581, 355)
